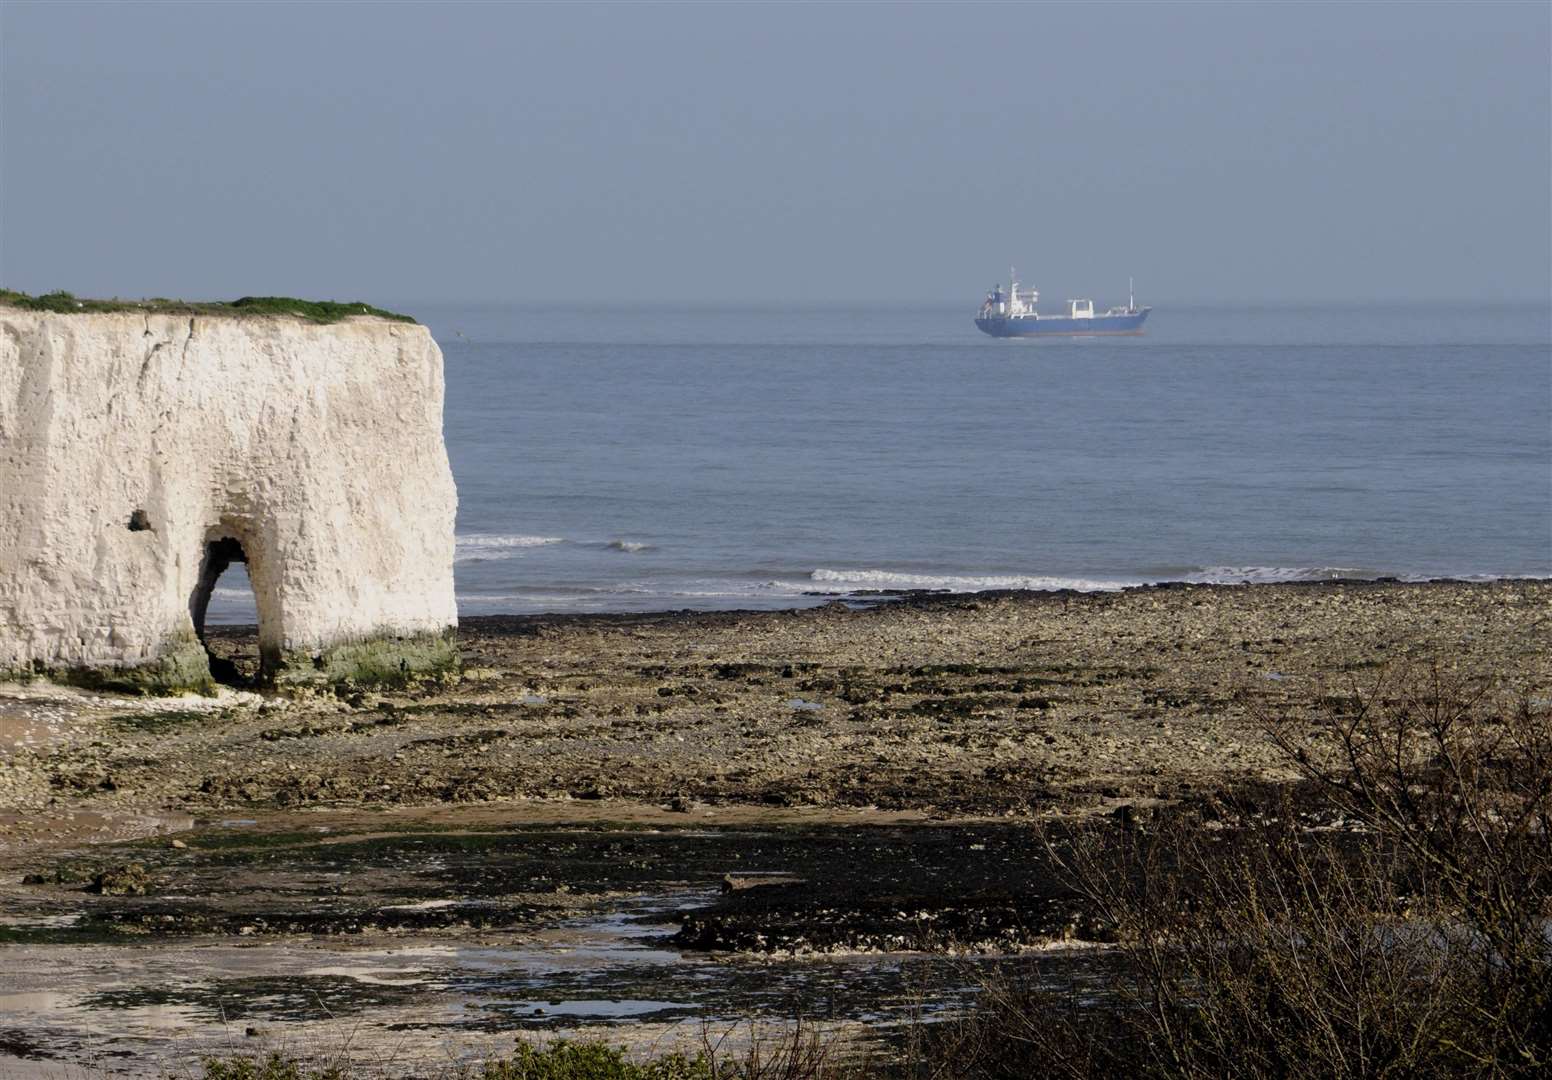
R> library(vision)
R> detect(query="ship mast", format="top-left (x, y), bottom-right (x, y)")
top-left (1129, 277), bottom-right (1135, 312)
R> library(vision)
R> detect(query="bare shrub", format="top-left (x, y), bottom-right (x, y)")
top-left (914, 664), bottom-right (1551, 1079)
top-left (696, 1017), bottom-right (866, 1079)
top-left (1259, 665), bottom-right (1552, 1074)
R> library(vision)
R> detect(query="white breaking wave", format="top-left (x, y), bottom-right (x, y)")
top-left (1191, 567), bottom-right (1547, 585)
top-left (810, 568), bottom-right (1137, 593)
top-left (457, 577), bottom-right (823, 612)
top-left (808, 564), bottom-right (1455, 594)
top-left (455, 534), bottom-right (566, 561)
top-left (651, 579), bottom-right (819, 598)
top-left (607, 539), bottom-right (655, 553)
top-left (1186, 566), bottom-right (1373, 584)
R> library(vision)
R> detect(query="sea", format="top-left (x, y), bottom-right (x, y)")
top-left (207, 303), bottom-right (1552, 623)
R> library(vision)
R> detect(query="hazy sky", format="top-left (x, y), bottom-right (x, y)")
top-left (2, 1), bottom-right (1548, 305)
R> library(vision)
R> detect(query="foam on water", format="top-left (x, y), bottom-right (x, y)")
top-left (810, 568), bottom-right (1138, 592)
top-left (454, 576), bottom-right (830, 615)
top-left (1187, 565), bottom-right (1374, 584)
top-left (809, 564), bottom-right (1547, 596)
top-left (455, 534), bottom-right (567, 561)
top-left (1182, 566), bottom-right (1548, 585)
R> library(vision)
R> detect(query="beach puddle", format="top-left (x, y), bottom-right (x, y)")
top-left (0, 913), bottom-right (82, 929)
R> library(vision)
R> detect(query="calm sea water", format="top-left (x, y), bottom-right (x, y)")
top-left (209, 303), bottom-right (1551, 621)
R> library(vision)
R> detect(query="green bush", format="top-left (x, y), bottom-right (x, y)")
top-left (201, 1055), bottom-right (348, 1080)
top-left (478, 1041), bottom-right (712, 1080)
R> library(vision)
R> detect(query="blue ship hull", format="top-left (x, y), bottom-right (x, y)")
top-left (975, 309), bottom-right (1150, 337)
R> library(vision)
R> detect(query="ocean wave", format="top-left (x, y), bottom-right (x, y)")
top-left (607, 539), bottom-right (656, 553)
top-left (457, 577), bottom-right (821, 607)
top-left (808, 565), bottom-right (1449, 593)
top-left (598, 579), bottom-right (826, 598)
top-left (658, 580), bottom-right (819, 598)
top-left (457, 593), bottom-right (569, 605)
top-left (810, 568), bottom-right (1136, 593)
top-left (455, 534), bottom-right (566, 561)
top-left (1186, 566), bottom-right (1375, 584)
top-left (1189, 567), bottom-right (1549, 586)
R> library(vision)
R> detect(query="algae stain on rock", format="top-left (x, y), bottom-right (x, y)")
top-left (270, 632), bottom-right (461, 690)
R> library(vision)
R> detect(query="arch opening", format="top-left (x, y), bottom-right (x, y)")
top-left (190, 537), bottom-right (261, 686)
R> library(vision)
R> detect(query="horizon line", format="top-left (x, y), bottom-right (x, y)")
top-left (6, 286), bottom-right (1550, 312)
top-left (381, 296), bottom-right (1552, 311)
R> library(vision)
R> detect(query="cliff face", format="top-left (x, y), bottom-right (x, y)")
top-left (0, 309), bottom-right (458, 690)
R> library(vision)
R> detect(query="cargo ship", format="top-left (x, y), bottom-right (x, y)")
top-left (975, 271), bottom-right (1150, 337)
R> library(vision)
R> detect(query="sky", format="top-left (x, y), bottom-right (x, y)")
top-left (1, 1), bottom-right (1548, 306)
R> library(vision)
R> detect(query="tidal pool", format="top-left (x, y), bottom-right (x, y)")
top-left (0, 814), bottom-right (1109, 1075)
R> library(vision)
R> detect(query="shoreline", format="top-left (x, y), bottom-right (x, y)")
top-left (200, 572), bottom-right (1552, 630)
top-left (463, 572), bottom-right (1552, 619)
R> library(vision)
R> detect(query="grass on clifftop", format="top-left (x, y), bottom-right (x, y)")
top-left (0, 289), bottom-right (415, 324)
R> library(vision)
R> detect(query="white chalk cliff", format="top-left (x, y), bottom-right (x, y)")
top-left (0, 308), bottom-right (458, 689)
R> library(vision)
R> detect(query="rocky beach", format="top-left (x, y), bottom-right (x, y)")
top-left (1, 579), bottom-right (1547, 1074)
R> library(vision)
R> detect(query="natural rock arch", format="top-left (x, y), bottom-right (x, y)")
top-left (190, 537), bottom-right (248, 642)
top-left (189, 535), bottom-right (260, 684)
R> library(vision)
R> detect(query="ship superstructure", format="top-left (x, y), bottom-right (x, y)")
top-left (975, 270), bottom-right (1150, 337)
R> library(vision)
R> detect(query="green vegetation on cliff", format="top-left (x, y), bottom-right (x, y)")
top-left (267, 631), bottom-right (461, 691)
top-left (0, 289), bottom-right (415, 324)
top-left (4, 632), bottom-right (217, 696)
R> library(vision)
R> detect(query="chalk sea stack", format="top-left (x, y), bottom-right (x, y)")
top-left (0, 302), bottom-right (458, 691)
